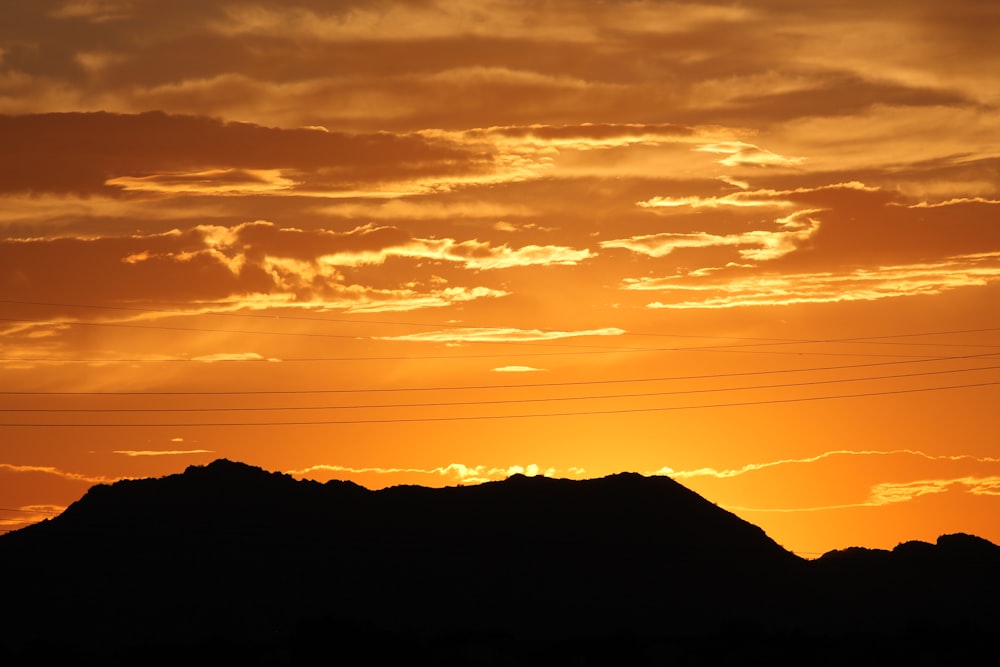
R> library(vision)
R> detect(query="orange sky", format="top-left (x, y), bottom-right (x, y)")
top-left (2, 0), bottom-right (999, 556)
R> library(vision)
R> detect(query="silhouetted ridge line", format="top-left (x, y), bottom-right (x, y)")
top-left (2, 459), bottom-right (998, 663)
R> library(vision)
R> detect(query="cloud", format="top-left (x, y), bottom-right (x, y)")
top-left (106, 168), bottom-right (299, 195)
top-left (492, 365), bottom-right (547, 372)
top-left (908, 197), bottom-right (1000, 209)
top-left (4, 1), bottom-right (996, 134)
top-left (0, 112), bottom-right (490, 196)
top-left (773, 105), bottom-right (1000, 175)
top-left (722, 502), bottom-right (875, 514)
top-left (655, 449), bottom-right (1000, 481)
top-left (337, 286), bottom-right (510, 313)
top-left (603, 209), bottom-right (821, 262)
top-left (112, 450), bottom-right (214, 457)
top-left (623, 190), bottom-right (1000, 308)
top-left (210, 2), bottom-right (596, 43)
top-left (463, 122), bottom-right (702, 150)
top-left (0, 222), bottom-right (520, 319)
top-left (318, 200), bottom-right (536, 221)
top-left (869, 476), bottom-right (1000, 505)
top-left (209, 1), bottom-right (753, 44)
top-left (0, 462), bottom-right (117, 484)
top-left (695, 142), bottom-right (805, 168)
top-left (323, 236), bottom-right (593, 270)
top-left (636, 252), bottom-right (1000, 309)
top-left (50, 0), bottom-right (137, 22)
top-left (636, 182), bottom-right (877, 210)
top-left (74, 49), bottom-right (129, 76)
top-left (190, 353), bottom-right (280, 363)
top-left (376, 327), bottom-right (625, 343)
top-left (658, 449), bottom-right (1000, 514)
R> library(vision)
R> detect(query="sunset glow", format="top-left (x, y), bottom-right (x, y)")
top-left (2, 0), bottom-right (998, 556)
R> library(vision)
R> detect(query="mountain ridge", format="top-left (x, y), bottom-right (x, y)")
top-left (2, 458), bottom-right (997, 664)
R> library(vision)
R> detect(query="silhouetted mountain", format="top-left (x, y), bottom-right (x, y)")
top-left (2, 459), bottom-right (998, 665)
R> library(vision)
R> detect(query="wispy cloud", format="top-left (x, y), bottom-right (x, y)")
top-left (318, 236), bottom-right (593, 270)
top-left (635, 253), bottom-right (1000, 308)
top-left (603, 209), bottom-right (821, 261)
top-left (869, 476), bottom-right (1000, 505)
top-left (0, 222), bottom-right (519, 317)
top-left (376, 327), bottom-right (625, 343)
top-left (492, 365), bottom-right (547, 372)
top-left (191, 353), bottom-right (281, 363)
top-left (106, 168), bottom-right (299, 195)
top-left (656, 449), bottom-right (1000, 514)
top-left (636, 182), bottom-right (876, 210)
top-left (694, 141), bottom-right (805, 168)
top-left (908, 197), bottom-right (1000, 208)
top-left (318, 199), bottom-right (536, 220)
top-left (112, 450), bottom-right (214, 457)
top-left (0, 463), bottom-right (117, 484)
top-left (652, 449), bottom-right (1000, 481)
top-left (728, 476), bottom-right (1000, 514)
top-left (50, 0), bottom-right (136, 23)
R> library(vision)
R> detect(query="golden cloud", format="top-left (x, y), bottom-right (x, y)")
top-left (636, 182), bottom-right (877, 210)
top-left (0, 462), bottom-right (118, 485)
top-left (637, 253), bottom-right (1000, 309)
top-left (869, 477), bottom-right (1000, 505)
top-left (492, 365), bottom-right (547, 373)
top-left (107, 168), bottom-right (299, 195)
top-left (112, 450), bottom-right (214, 457)
top-left (695, 141), bottom-right (805, 168)
top-left (657, 449), bottom-right (1000, 481)
top-left (603, 209), bottom-right (821, 261)
top-left (376, 327), bottom-right (625, 343)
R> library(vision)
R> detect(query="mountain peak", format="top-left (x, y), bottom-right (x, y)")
top-left (185, 457), bottom-right (277, 478)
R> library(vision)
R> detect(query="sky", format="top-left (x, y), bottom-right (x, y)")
top-left (1, 0), bottom-right (999, 556)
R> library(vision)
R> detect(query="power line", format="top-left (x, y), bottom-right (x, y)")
top-left (3, 352), bottom-right (997, 396)
top-left (4, 364), bottom-right (998, 413)
top-left (0, 348), bottom-right (974, 363)
top-left (1, 380), bottom-right (996, 426)
top-left (5, 341), bottom-right (999, 365)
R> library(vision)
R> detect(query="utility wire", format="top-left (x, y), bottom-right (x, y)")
top-left (4, 365), bottom-right (998, 413)
top-left (3, 352), bottom-right (997, 396)
top-left (1, 349), bottom-right (979, 362)
top-left (6, 344), bottom-right (1000, 364)
top-left (1, 380), bottom-right (996, 426)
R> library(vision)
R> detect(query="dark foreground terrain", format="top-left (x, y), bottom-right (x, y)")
top-left (2, 459), bottom-right (998, 664)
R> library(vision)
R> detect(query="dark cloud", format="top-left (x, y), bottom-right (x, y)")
top-left (0, 112), bottom-right (491, 195)
top-left (0, 231), bottom-right (257, 307)
top-left (474, 123), bottom-right (696, 141)
top-left (4, 1), bottom-right (993, 132)
top-left (234, 221), bottom-right (411, 261)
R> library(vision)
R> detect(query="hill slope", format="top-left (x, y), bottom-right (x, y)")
top-left (2, 459), bottom-right (997, 664)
